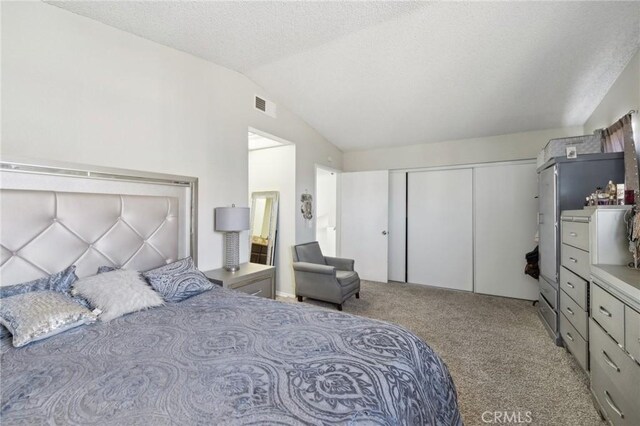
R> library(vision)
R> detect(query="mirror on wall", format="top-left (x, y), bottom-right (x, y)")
top-left (250, 191), bottom-right (279, 265)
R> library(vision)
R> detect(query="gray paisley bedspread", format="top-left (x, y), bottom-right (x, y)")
top-left (1, 286), bottom-right (461, 425)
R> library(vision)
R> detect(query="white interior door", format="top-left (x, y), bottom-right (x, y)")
top-left (407, 169), bottom-right (473, 291)
top-left (474, 163), bottom-right (539, 300)
top-left (340, 170), bottom-right (389, 282)
top-left (388, 171), bottom-right (406, 282)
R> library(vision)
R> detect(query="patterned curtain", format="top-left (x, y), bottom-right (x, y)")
top-left (601, 113), bottom-right (639, 198)
top-left (601, 120), bottom-right (626, 152)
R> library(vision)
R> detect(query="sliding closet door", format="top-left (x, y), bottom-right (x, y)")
top-left (474, 163), bottom-right (538, 300)
top-left (407, 169), bottom-right (473, 291)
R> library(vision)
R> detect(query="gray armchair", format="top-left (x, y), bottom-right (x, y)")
top-left (292, 242), bottom-right (360, 311)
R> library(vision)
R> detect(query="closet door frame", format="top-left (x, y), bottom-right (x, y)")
top-left (388, 171), bottom-right (407, 282)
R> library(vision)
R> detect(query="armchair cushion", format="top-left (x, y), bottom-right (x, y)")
top-left (336, 271), bottom-right (359, 287)
top-left (294, 242), bottom-right (326, 265)
top-left (292, 262), bottom-right (335, 276)
top-left (325, 256), bottom-right (355, 271)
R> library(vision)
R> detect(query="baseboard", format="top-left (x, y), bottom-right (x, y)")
top-left (276, 290), bottom-right (295, 298)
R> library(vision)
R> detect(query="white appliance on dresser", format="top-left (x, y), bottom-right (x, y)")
top-left (589, 266), bottom-right (640, 426)
top-left (559, 207), bottom-right (631, 372)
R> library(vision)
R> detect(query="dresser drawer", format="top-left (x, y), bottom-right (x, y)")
top-left (561, 244), bottom-right (590, 279)
top-left (559, 267), bottom-right (588, 310)
top-left (232, 277), bottom-right (273, 299)
top-left (540, 277), bottom-right (557, 310)
top-left (560, 313), bottom-right (588, 371)
top-left (539, 293), bottom-right (557, 333)
top-left (590, 319), bottom-right (640, 425)
top-left (591, 358), bottom-right (640, 426)
top-left (591, 284), bottom-right (625, 345)
top-left (625, 306), bottom-right (640, 362)
top-left (560, 290), bottom-right (588, 340)
top-left (561, 220), bottom-right (590, 251)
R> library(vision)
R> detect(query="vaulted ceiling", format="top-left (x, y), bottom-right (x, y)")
top-left (49, 1), bottom-right (640, 151)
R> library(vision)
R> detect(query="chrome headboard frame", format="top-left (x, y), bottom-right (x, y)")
top-left (0, 157), bottom-right (198, 286)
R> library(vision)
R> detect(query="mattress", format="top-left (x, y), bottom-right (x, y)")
top-left (0, 286), bottom-right (461, 425)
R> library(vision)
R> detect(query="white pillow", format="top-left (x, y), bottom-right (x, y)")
top-left (72, 270), bottom-right (164, 322)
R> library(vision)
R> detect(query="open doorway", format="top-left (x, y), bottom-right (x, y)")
top-left (315, 165), bottom-right (339, 257)
top-left (248, 128), bottom-right (296, 297)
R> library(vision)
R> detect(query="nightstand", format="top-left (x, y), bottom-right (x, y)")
top-left (203, 263), bottom-right (275, 299)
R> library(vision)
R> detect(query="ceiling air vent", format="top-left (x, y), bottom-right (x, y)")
top-left (254, 95), bottom-right (277, 118)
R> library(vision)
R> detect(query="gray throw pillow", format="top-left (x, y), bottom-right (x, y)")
top-left (72, 270), bottom-right (164, 322)
top-left (142, 257), bottom-right (213, 303)
top-left (96, 265), bottom-right (117, 274)
top-left (0, 291), bottom-right (97, 348)
top-left (0, 265), bottom-right (78, 299)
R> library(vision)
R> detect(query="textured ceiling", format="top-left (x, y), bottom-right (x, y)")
top-left (49, 1), bottom-right (640, 151)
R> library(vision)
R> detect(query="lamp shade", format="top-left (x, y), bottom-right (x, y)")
top-left (215, 206), bottom-right (250, 232)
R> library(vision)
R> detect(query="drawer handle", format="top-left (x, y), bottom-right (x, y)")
top-left (250, 289), bottom-right (263, 296)
top-left (566, 282), bottom-right (575, 289)
top-left (566, 307), bottom-right (574, 315)
top-left (569, 257), bottom-right (577, 263)
top-left (569, 232), bottom-right (577, 237)
top-left (598, 306), bottom-right (612, 317)
top-left (604, 391), bottom-right (624, 419)
top-left (565, 332), bottom-right (574, 342)
top-left (602, 350), bottom-right (620, 372)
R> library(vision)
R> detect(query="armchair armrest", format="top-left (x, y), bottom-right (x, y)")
top-left (324, 256), bottom-right (354, 271)
top-left (292, 262), bottom-right (336, 275)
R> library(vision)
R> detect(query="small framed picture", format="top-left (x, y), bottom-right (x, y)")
top-left (566, 146), bottom-right (577, 159)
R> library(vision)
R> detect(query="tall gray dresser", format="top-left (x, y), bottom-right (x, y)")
top-left (559, 207), bottom-right (630, 371)
top-left (537, 153), bottom-right (624, 345)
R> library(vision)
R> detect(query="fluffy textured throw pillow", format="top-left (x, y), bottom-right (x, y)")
top-left (0, 291), bottom-right (97, 348)
top-left (142, 257), bottom-right (213, 303)
top-left (72, 270), bottom-right (164, 322)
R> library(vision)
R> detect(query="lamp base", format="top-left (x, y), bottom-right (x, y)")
top-left (224, 231), bottom-right (240, 272)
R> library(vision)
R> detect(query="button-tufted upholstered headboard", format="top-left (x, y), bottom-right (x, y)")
top-left (0, 158), bottom-right (197, 287)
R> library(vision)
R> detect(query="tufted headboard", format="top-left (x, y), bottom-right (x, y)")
top-left (0, 158), bottom-right (197, 287)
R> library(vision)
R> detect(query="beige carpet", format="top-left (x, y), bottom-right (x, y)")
top-left (279, 280), bottom-right (605, 426)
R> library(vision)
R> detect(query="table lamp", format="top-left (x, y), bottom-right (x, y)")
top-left (215, 205), bottom-right (250, 272)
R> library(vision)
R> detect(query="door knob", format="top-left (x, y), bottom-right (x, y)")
top-left (382, 230), bottom-right (388, 235)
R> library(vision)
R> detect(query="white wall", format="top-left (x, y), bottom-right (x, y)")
top-left (1, 2), bottom-right (343, 273)
top-left (248, 145), bottom-right (296, 296)
top-left (584, 49), bottom-right (639, 151)
top-left (343, 127), bottom-right (583, 171)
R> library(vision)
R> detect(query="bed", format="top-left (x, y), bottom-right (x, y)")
top-left (0, 159), bottom-right (461, 425)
